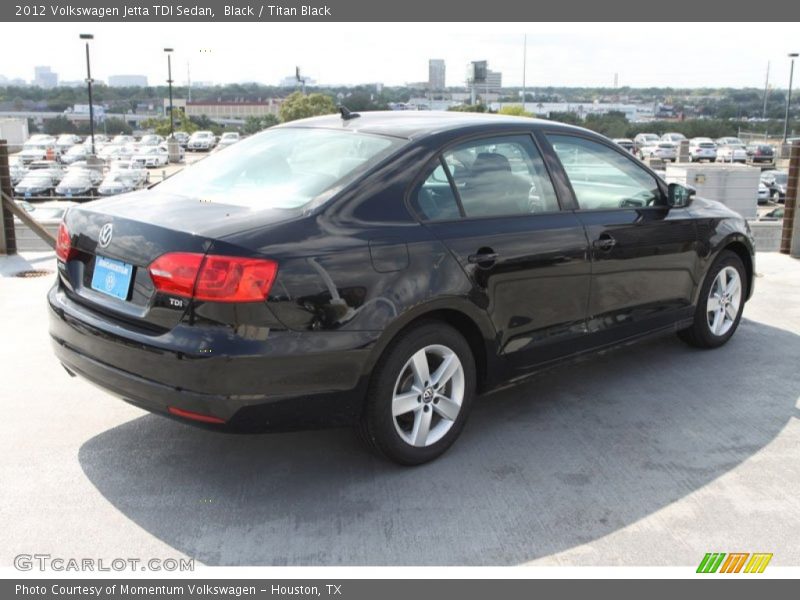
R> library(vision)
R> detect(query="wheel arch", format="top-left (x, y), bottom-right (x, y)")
top-left (362, 299), bottom-right (497, 396)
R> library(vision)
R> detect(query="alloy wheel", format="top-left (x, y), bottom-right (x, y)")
top-left (391, 344), bottom-right (465, 447)
top-left (706, 266), bottom-right (742, 337)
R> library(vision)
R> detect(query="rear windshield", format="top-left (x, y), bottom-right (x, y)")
top-left (156, 127), bottom-right (406, 209)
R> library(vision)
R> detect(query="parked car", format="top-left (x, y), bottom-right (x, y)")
top-left (50, 112), bottom-right (755, 465)
top-left (612, 138), bottom-right (635, 153)
top-left (112, 135), bottom-right (136, 146)
top-left (55, 172), bottom-right (96, 199)
top-left (82, 134), bottom-right (110, 151)
top-left (65, 164), bottom-right (104, 187)
top-left (757, 182), bottom-right (770, 205)
top-left (158, 141), bottom-right (185, 161)
top-left (137, 134), bottom-right (165, 147)
top-left (99, 144), bottom-right (136, 161)
top-left (661, 132), bottom-right (687, 144)
top-left (133, 146), bottom-right (169, 168)
top-left (14, 171), bottom-right (55, 198)
top-left (27, 160), bottom-right (63, 184)
top-left (633, 133), bottom-right (660, 152)
top-left (172, 131), bottom-right (191, 147)
top-left (746, 143), bottom-right (774, 163)
top-left (760, 170), bottom-right (788, 202)
top-left (60, 144), bottom-right (89, 165)
top-left (98, 171), bottom-right (140, 196)
top-left (715, 144), bottom-right (747, 163)
top-left (187, 130), bottom-right (216, 151)
top-left (14, 200), bottom-right (78, 224)
top-left (18, 139), bottom-right (58, 164)
top-left (760, 207), bottom-right (784, 220)
top-left (56, 134), bottom-right (81, 154)
top-left (108, 159), bottom-right (149, 186)
top-left (689, 138), bottom-right (717, 162)
top-left (9, 157), bottom-right (27, 185)
top-left (716, 136), bottom-right (745, 147)
top-left (640, 141), bottom-right (677, 162)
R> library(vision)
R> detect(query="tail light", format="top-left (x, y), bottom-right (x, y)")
top-left (56, 222), bottom-right (75, 262)
top-left (148, 252), bottom-right (278, 303)
top-left (168, 406), bottom-right (226, 424)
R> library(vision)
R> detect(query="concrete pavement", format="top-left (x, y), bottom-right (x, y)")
top-left (0, 251), bottom-right (798, 566)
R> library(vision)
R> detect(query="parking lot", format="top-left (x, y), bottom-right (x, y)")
top-left (0, 248), bottom-right (798, 567)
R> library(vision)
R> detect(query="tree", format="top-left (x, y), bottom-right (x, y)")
top-left (43, 116), bottom-right (77, 135)
top-left (243, 114), bottom-right (279, 134)
top-left (448, 104), bottom-right (489, 113)
top-left (141, 109), bottom-right (198, 136)
top-left (498, 105), bottom-right (533, 117)
top-left (279, 92), bottom-right (337, 122)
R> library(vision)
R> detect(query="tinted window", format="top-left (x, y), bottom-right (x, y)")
top-left (443, 135), bottom-right (558, 218)
top-left (157, 128), bottom-right (405, 210)
top-left (414, 162), bottom-right (462, 221)
top-left (548, 135), bottom-right (662, 210)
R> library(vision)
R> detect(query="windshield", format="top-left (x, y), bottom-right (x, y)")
top-left (156, 127), bottom-right (405, 209)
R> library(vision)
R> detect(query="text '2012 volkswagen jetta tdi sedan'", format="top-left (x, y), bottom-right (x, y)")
top-left (49, 111), bottom-right (755, 464)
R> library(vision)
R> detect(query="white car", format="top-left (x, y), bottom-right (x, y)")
top-left (112, 134), bottom-right (136, 146)
top-left (9, 158), bottom-right (27, 185)
top-left (14, 200), bottom-right (77, 224)
top-left (132, 146), bottom-right (169, 168)
top-left (214, 132), bottom-right (241, 151)
top-left (98, 171), bottom-right (140, 196)
top-left (187, 131), bottom-right (216, 151)
top-left (633, 133), bottom-right (660, 153)
top-left (137, 134), bottom-right (165, 147)
top-left (18, 140), bottom-right (58, 164)
top-left (65, 164), bottom-right (104, 186)
top-left (82, 134), bottom-right (110, 151)
top-left (689, 138), bottom-right (717, 162)
top-left (640, 141), bottom-right (677, 162)
top-left (716, 144), bottom-right (747, 163)
top-left (108, 159), bottom-right (149, 187)
top-left (661, 132), bottom-right (687, 144)
top-left (60, 144), bottom-right (89, 165)
top-left (99, 144), bottom-right (136, 161)
top-left (757, 182), bottom-right (770, 205)
top-left (56, 134), bottom-right (81, 154)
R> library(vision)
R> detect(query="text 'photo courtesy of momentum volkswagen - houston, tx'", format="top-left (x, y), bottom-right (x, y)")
top-left (49, 111), bottom-right (755, 465)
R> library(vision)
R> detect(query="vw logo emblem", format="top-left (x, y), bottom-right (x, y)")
top-left (98, 223), bottom-right (113, 248)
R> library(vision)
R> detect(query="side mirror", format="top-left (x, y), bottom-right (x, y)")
top-left (667, 183), bottom-right (695, 208)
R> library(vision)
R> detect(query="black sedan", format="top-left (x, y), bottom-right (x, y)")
top-left (49, 112), bottom-right (755, 465)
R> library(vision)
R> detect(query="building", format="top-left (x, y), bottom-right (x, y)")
top-left (164, 98), bottom-right (282, 121)
top-left (108, 75), bottom-right (148, 87)
top-left (34, 66), bottom-right (57, 89)
top-left (428, 59), bottom-right (446, 90)
top-left (486, 70), bottom-right (502, 93)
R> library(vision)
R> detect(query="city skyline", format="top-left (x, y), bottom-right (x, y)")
top-left (0, 22), bottom-right (797, 89)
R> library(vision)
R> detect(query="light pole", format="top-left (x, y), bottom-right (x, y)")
top-left (164, 48), bottom-right (175, 137)
top-left (783, 53), bottom-right (798, 144)
top-left (79, 34), bottom-right (95, 155)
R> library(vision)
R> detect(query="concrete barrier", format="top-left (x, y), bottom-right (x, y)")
top-left (748, 220), bottom-right (783, 252)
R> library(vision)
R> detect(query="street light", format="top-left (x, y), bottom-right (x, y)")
top-left (79, 33), bottom-right (95, 155)
top-left (783, 52), bottom-right (798, 144)
top-left (164, 48), bottom-right (174, 138)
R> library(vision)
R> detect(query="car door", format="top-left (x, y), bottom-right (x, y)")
top-left (409, 133), bottom-right (592, 373)
top-left (541, 132), bottom-right (699, 345)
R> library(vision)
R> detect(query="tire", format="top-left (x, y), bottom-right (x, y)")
top-left (358, 321), bottom-right (476, 465)
top-left (678, 250), bottom-right (746, 349)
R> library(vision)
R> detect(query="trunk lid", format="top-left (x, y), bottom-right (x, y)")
top-left (59, 189), bottom-right (299, 330)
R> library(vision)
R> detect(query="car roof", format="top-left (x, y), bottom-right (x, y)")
top-left (277, 110), bottom-right (592, 140)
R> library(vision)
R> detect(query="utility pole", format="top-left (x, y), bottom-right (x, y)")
top-left (521, 34), bottom-right (527, 110)
top-left (783, 53), bottom-right (798, 144)
top-left (763, 61), bottom-right (770, 120)
top-left (187, 61), bottom-right (192, 102)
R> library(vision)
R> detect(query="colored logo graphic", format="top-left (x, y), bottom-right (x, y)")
top-left (697, 552), bottom-right (773, 573)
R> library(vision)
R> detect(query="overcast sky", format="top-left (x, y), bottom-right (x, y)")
top-left (1, 22), bottom-right (797, 88)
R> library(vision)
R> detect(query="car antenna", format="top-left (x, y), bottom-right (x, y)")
top-left (339, 105), bottom-right (360, 121)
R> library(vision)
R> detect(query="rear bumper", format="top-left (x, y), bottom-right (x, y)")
top-left (48, 284), bottom-right (376, 432)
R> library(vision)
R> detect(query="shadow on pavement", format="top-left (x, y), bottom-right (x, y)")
top-left (78, 319), bottom-right (800, 565)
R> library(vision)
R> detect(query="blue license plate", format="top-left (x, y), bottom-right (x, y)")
top-left (91, 256), bottom-right (134, 301)
top-left (66, 192), bottom-right (72, 198)
top-left (24, 192), bottom-right (31, 198)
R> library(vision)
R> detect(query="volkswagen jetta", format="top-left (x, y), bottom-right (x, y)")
top-left (49, 111), bottom-right (755, 464)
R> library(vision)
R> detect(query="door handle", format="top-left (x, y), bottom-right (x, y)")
top-left (593, 235), bottom-right (617, 251)
top-left (468, 250), bottom-right (499, 266)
